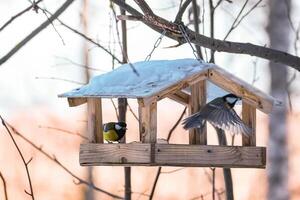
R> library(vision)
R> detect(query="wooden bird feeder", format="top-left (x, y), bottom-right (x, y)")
top-left (59, 59), bottom-right (275, 168)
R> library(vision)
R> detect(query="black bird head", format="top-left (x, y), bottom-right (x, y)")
top-left (115, 122), bottom-right (127, 131)
top-left (222, 93), bottom-right (241, 108)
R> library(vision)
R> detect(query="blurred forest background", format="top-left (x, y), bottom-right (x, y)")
top-left (0, 0), bottom-right (300, 200)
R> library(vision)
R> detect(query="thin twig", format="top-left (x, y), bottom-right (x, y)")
top-left (0, 172), bottom-right (8, 200)
top-left (190, 189), bottom-right (225, 200)
top-left (224, 0), bottom-right (262, 40)
top-left (191, 0), bottom-right (203, 59)
top-left (3, 119), bottom-right (123, 199)
top-left (110, 2), bottom-right (139, 76)
top-left (0, 0), bottom-right (75, 66)
top-left (284, 0), bottom-right (300, 56)
top-left (175, 0), bottom-right (193, 23)
top-left (0, 115), bottom-right (35, 199)
top-left (0, 0), bottom-right (43, 32)
top-left (35, 76), bottom-right (85, 85)
top-left (161, 167), bottom-right (185, 174)
top-left (209, 0), bottom-right (215, 62)
top-left (110, 99), bottom-right (120, 120)
top-left (127, 102), bottom-right (139, 122)
top-left (38, 125), bottom-right (88, 140)
top-left (149, 107), bottom-right (187, 200)
top-left (53, 56), bottom-right (106, 72)
top-left (40, 7), bottom-right (65, 45)
top-left (36, 7), bottom-right (122, 64)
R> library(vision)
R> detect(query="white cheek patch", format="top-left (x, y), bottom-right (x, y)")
top-left (226, 97), bottom-right (237, 104)
top-left (115, 124), bottom-right (122, 130)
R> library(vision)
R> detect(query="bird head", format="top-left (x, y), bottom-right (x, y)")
top-left (115, 122), bottom-right (127, 131)
top-left (223, 93), bottom-right (241, 107)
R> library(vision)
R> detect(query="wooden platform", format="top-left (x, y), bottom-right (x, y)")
top-left (79, 143), bottom-right (266, 168)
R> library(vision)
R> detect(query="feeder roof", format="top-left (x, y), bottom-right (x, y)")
top-left (59, 59), bottom-right (216, 98)
top-left (58, 58), bottom-right (276, 113)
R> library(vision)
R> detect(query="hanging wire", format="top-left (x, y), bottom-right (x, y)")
top-left (145, 29), bottom-right (167, 61)
top-left (178, 24), bottom-right (200, 60)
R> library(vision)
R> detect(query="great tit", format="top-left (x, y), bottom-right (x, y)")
top-left (103, 122), bottom-right (127, 143)
top-left (182, 93), bottom-right (252, 136)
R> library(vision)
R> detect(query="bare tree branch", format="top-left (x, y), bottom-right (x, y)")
top-left (191, 0), bottom-right (203, 59)
top-left (0, 0), bottom-right (43, 32)
top-left (38, 125), bottom-right (88, 140)
top-left (53, 56), bottom-right (106, 71)
top-left (175, 0), bottom-right (193, 23)
top-left (127, 102), bottom-right (139, 122)
top-left (0, 115), bottom-right (35, 199)
top-left (35, 76), bottom-right (85, 85)
top-left (0, 172), bottom-right (8, 200)
top-left (0, 0), bottom-right (75, 66)
top-left (224, 0), bottom-right (263, 40)
top-left (2, 119), bottom-right (123, 199)
top-left (112, 0), bottom-right (300, 71)
top-left (39, 8), bottom-right (122, 64)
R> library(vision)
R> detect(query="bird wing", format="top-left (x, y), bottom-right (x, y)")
top-left (205, 102), bottom-right (252, 136)
top-left (182, 111), bottom-right (206, 129)
top-left (182, 98), bottom-right (224, 130)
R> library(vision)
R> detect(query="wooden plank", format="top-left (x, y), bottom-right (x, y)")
top-left (167, 90), bottom-right (190, 105)
top-left (80, 143), bottom-right (151, 166)
top-left (79, 143), bottom-right (266, 168)
top-left (155, 144), bottom-right (266, 168)
top-left (138, 99), bottom-right (157, 143)
top-left (142, 72), bottom-right (208, 106)
top-left (242, 102), bottom-right (256, 146)
top-left (208, 67), bottom-right (274, 114)
top-left (188, 81), bottom-right (207, 145)
top-left (87, 98), bottom-right (103, 143)
top-left (68, 97), bottom-right (87, 107)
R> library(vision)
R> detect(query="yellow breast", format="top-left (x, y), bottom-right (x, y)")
top-left (103, 130), bottom-right (119, 142)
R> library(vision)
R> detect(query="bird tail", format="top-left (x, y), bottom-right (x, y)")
top-left (182, 113), bottom-right (205, 130)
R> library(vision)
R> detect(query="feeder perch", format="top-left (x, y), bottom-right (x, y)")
top-left (58, 59), bottom-right (275, 168)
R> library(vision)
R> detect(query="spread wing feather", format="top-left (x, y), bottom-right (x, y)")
top-left (182, 97), bottom-right (252, 136)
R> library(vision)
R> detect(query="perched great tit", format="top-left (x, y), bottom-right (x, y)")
top-left (182, 93), bottom-right (252, 136)
top-left (103, 122), bottom-right (127, 143)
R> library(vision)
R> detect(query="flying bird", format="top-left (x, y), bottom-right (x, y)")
top-left (182, 93), bottom-right (252, 136)
top-left (103, 122), bottom-right (127, 143)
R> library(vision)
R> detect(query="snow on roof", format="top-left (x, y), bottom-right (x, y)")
top-left (58, 58), bottom-right (228, 101)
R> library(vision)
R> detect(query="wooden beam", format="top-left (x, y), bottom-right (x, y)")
top-left (167, 90), bottom-right (190, 105)
top-left (79, 143), bottom-right (266, 168)
top-left (87, 98), bottom-right (103, 143)
top-left (188, 81), bottom-right (207, 145)
top-left (208, 67), bottom-right (274, 114)
top-left (242, 102), bottom-right (256, 146)
top-left (142, 72), bottom-right (208, 106)
top-left (138, 99), bottom-right (157, 143)
top-left (80, 143), bottom-right (151, 166)
top-left (155, 144), bottom-right (265, 168)
top-left (68, 97), bottom-right (87, 107)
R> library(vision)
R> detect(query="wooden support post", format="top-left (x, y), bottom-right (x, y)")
top-left (87, 98), bottom-right (103, 143)
top-left (138, 99), bottom-right (157, 143)
top-left (242, 102), bottom-right (256, 146)
top-left (188, 81), bottom-right (207, 145)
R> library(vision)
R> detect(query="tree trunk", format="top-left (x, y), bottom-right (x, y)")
top-left (266, 0), bottom-right (290, 200)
